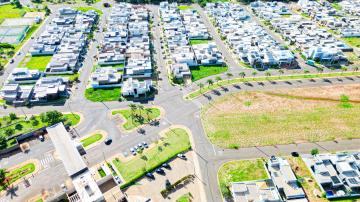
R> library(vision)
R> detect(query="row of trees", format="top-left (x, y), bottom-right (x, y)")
top-left (128, 104), bottom-right (155, 124)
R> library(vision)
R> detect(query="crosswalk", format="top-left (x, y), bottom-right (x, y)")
top-left (40, 153), bottom-right (54, 170)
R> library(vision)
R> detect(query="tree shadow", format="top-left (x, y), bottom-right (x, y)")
top-left (212, 90), bottom-right (221, 96)
top-left (284, 81), bottom-right (292, 85)
top-left (323, 78), bottom-right (332, 83)
top-left (6, 185), bottom-right (19, 199)
top-left (244, 82), bottom-right (253, 87)
top-left (257, 82), bottom-right (264, 86)
top-left (233, 84), bottom-right (241, 89)
top-left (220, 86), bottom-right (229, 92)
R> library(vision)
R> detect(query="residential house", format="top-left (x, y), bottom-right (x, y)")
top-left (6, 68), bottom-right (42, 84)
top-left (122, 78), bottom-right (152, 97)
top-left (90, 67), bottom-right (122, 88)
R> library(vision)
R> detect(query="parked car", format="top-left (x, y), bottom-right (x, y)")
top-left (145, 172), bottom-right (155, 179)
top-left (103, 2), bottom-right (111, 7)
top-left (155, 168), bottom-right (165, 175)
top-left (162, 163), bottom-right (171, 169)
top-left (165, 179), bottom-right (171, 189)
top-left (306, 60), bottom-right (316, 67)
top-left (10, 59), bottom-right (14, 63)
top-left (142, 141), bottom-right (148, 148)
top-left (138, 143), bottom-right (143, 149)
top-left (114, 176), bottom-right (121, 184)
top-left (104, 138), bottom-right (112, 145)
top-left (291, 152), bottom-right (299, 157)
top-left (177, 153), bottom-right (186, 160)
top-left (130, 147), bottom-right (136, 156)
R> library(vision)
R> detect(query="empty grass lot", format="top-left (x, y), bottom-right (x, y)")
top-left (0, 4), bottom-right (26, 23)
top-left (0, 163), bottom-right (35, 191)
top-left (202, 84), bottom-right (360, 148)
top-left (189, 39), bottom-right (211, 45)
top-left (85, 88), bottom-right (121, 102)
top-left (218, 159), bottom-right (267, 199)
top-left (177, 5), bottom-right (193, 10)
top-left (75, 7), bottom-right (103, 15)
top-left (342, 37), bottom-right (360, 48)
top-left (20, 56), bottom-right (52, 71)
top-left (0, 113), bottom-right (80, 138)
top-left (81, 133), bottom-right (103, 148)
top-left (112, 107), bottom-right (160, 131)
top-left (190, 65), bottom-right (228, 81)
top-left (176, 193), bottom-right (192, 202)
top-left (112, 128), bottom-right (191, 188)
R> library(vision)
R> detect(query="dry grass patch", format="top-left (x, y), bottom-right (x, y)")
top-left (202, 84), bottom-right (360, 148)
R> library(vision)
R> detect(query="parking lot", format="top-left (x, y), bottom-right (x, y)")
top-left (125, 151), bottom-right (202, 202)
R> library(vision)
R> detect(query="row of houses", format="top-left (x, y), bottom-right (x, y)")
top-left (30, 8), bottom-right (98, 74)
top-left (298, 0), bottom-right (360, 38)
top-left (206, 2), bottom-right (296, 70)
top-left (90, 3), bottom-right (153, 97)
top-left (303, 152), bottom-right (360, 199)
top-left (338, 0), bottom-right (360, 17)
top-left (231, 156), bottom-right (307, 202)
top-left (159, 2), bottom-right (224, 83)
top-left (0, 8), bottom-right (98, 105)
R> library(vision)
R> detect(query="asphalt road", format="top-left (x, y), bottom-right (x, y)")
top-left (1, 2), bottom-right (360, 202)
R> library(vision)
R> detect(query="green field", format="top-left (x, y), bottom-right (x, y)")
top-left (189, 39), bottom-right (211, 45)
top-left (19, 55), bottom-right (52, 71)
top-left (190, 65), bottom-right (228, 81)
top-left (343, 37), bottom-right (360, 48)
top-left (331, 3), bottom-right (342, 11)
top-left (218, 160), bottom-right (267, 199)
top-left (0, 4), bottom-right (26, 23)
top-left (75, 7), bottom-right (103, 15)
top-left (85, 88), bottom-right (122, 102)
top-left (1, 163), bottom-right (36, 191)
top-left (112, 128), bottom-right (191, 187)
top-left (112, 107), bottom-right (161, 131)
top-left (177, 5), bottom-right (193, 10)
top-left (0, 113), bottom-right (80, 138)
top-left (176, 193), bottom-right (192, 202)
top-left (81, 133), bottom-right (102, 148)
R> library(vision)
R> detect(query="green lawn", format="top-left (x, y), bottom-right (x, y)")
top-left (0, 113), bottom-right (80, 138)
top-left (218, 159), bottom-right (267, 199)
top-left (85, 88), bottom-right (121, 102)
top-left (176, 193), bottom-right (192, 202)
top-left (19, 55), bottom-right (52, 71)
top-left (112, 128), bottom-right (191, 187)
top-left (98, 168), bottom-right (106, 177)
top-left (0, 4), bottom-right (26, 23)
top-left (190, 65), bottom-right (228, 81)
top-left (342, 37), bottom-right (360, 48)
top-left (189, 39), bottom-right (211, 45)
top-left (331, 3), bottom-right (342, 11)
top-left (75, 7), bottom-right (103, 15)
top-left (112, 107), bottom-right (161, 131)
top-left (177, 5), bottom-right (193, 10)
top-left (185, 71), bottom-right (360, 100)
top-left (81, 133), bottom-right (102, 148)
top-left (1, 163), bottom-right (35, 191)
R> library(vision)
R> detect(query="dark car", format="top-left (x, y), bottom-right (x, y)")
top-left (165, 179), bottom-right (171, 189)
top-left (38, 135), bottom-right (44, 142)
top-left (291, 152), bottom-right (299, 157)
top-left (145, 172), bottom-right (155, 179)
top-left (177, 153), bottom-right (187, 160)
top-left (155, 168), bottom-right (165, 175)
top-left (104, 138), bottom-right (112, 145)
top-left (103, 2), bottom-right (111, 7)
top-left (162, 163), bottom-right (171, 169)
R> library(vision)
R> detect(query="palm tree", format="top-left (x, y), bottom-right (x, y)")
top-left (316, 67), bottom-right (323, 74)
top-left (341, 66), bottom-right (347, 75)
top-left (145, 108), bottom-right (152, 122)
top-left (239, 72), bottom-right (246, 79)
top-left (207, 79), bottom-right (214, 86)
top-left (304, 69), bottom-right (310, 74)
top-left (128, 104), bottom-right (137, 123)
top-left (353, 66), bottom-right (359, 72)
top-left (226, 73), bottom-right (233, 83)
top-left (215, 76), bottom-right (222, 85)
top-left (265, 71), bottom-right (271, 79)
top-left (138, 105), bottom-right (145, 118)
top-left (278, 69), bottom-right (284, 78)
top-left (0, 169), bottom-right (8, 186)
top-left (252, 71), bottom-right (257, 80)
top-left (197, 83), bottom-right (204, 92)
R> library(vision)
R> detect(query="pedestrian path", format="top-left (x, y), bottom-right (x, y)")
top-left (40, 153), bottom-right (54, 170)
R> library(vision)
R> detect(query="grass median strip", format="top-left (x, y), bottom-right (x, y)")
top-left (218, 159), bottom-right (268, 200)
top-left (81, 133), bottom-right (103, 148)
top-left (112, 128), bottom-right (191, 188)
top-left (112, 107), bottom-right (161, 131)
top-left (185, 71), bottom-right (360, 100)
top-left (1, 163), bottom-right (36, 191)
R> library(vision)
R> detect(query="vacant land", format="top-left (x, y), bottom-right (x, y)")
top-left (177, 5), bottom-right (193, 10)
top-left (20, 55), bottom-right (52, 71)
top-left (112, 128), bottom-right (191, 187)
top-left (112, 107), bottom-right (161, 131)
top-left (75, 7), bottom-right (103, 15)
top-left (189, 39), bottom-right (211, 45)
top-left (343, 37), bottom-right (360, 48)
top-left (190, 65), bottom-right (228, 81)
top-left (1, 163), bottom-right (35, 191)
top-left (218, 159), bottom-right (267, 199)
top-left (176, 193), bottom-right (192, 202)
top-left (202, 84), bottom-right (360, 148)
top-left (81, 133), bottom-right (102, 148)
top-left (85, 88), bottom-right (121, 102)
top-left (0, 4), bottom-right (26, 23)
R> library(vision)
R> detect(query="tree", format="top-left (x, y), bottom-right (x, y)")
top-left (0, 168), bottom-right (7, 186)
top-left (197, 83), bottom-right (204, 92)
top-left (12, 0), bottom-right (22, 8)
top-left (316, 67), bottom-right (323, 73)
top-left (128, 104), bottom-right (137, 124)
top-left (265, 71), bottom-right (271, 79)
top-left (252, 71), bottom-right (257, 79)
top-left (4, 128), bottom-right (14, 137)
top-left (341, 66), bottom-right (347, 74)
top-left (138, 105), bottom-right (145, 118)
top-left (311, 148), bottom-right (319, 156)
top-left (215, 76), bottom-right (222, 85)
top-left (304, 69), bottom-right (310, 74)
top-left (43, 111), bottom-right (64, 125)
top-left (31, 119), bottom-right (39, 126)
top-left (207, 79), bottom-right (214, 86)
top-left (278, 69), bottom-right (284, 78)
top-left (145, 108), bottom-right (152, 122)
top-left (9, 113), bottom-right (17, 121)
top-left (226, 73), bottom-right (233, 83)
top-left (0, 135), bottom-right (7, 149)
top-left (15, 123), bottom-right (23, 131)
top-left (44, 5), bottom-right (51, 16)
top-left (239, 72), bottom-right (246, 78)
top-left (353, 66), bottom-right (359, 72)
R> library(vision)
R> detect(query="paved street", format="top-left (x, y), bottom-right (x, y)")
top-left (1, 2), bottom-right (360, 202)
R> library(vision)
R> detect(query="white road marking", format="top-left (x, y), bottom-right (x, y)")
top-left (40, 153), bottom-right (54, 170)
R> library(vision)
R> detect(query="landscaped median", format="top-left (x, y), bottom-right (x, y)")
top-left (0, 160), bottom-right (38, 191)
top-left (217, 159), bottom-right (268, 200)
top-left (112, 127), bottom-right (191, 188)
top-left (185, 71), bottom-right (360, 100)
top-left (111, 106), bottom-right (162, 131)
top-left (80, 130), bottom-right (106, 148)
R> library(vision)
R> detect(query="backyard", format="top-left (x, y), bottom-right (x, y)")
top-left (19, 55), bottom-right (52, 71)
top-left (81, 133), bottom-right (103, 148)
top-left (0, 163), bottom-right (36, 191)
top-left (112, 128), bottom-right (191, 187)
top-left (112, 107), bottom-right (161, 131)
top-left (217, 159), bottom-right (268, 199)
top-left (85, 88), bottom-right (122, 102)
top-left (202, 84), bottom-right (360, 148)
top-left (190, 65), bottom-right (228, 81)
